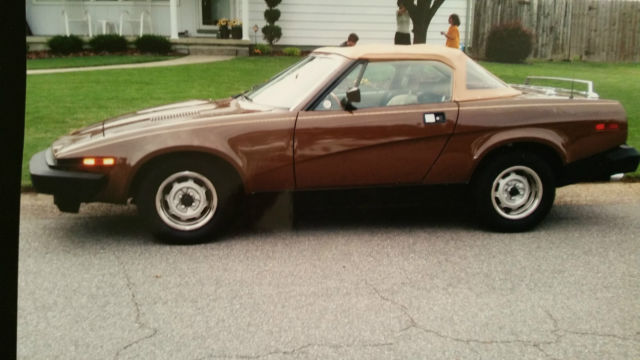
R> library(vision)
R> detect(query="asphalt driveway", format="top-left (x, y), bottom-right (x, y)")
top-left (17, 183), bottom-right (640, 359)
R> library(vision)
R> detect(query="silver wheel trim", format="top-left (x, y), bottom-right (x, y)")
top-left (491, 165), bottom-right (543, 220)
top-left (155, 171), bottom-right (218, 231)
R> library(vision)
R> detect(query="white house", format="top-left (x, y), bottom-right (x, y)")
top-left (26, 0), bottom-right (473, 47)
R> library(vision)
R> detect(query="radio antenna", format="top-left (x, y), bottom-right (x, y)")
top-left (570, 79), bottom-right (574, 99)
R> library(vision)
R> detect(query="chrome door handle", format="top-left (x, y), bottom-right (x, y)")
top-left (424, 112), bottom-right (445, 124)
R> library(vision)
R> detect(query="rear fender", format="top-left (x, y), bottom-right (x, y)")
top-left (424, 127), bottom-right (567, 184)
top-left (472, 127), bottom-right (568, 167)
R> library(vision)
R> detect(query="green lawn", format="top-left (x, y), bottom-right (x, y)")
top-left (24, 56), bottom-right (300, 185)
top-left (23, 57), bottom-right (639, 186)
top-left (27, 54), bottom-right (181, 70)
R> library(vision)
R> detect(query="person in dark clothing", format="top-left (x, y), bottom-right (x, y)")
top-left (395, 0), bottom-right (411, 45)
top-left (340, 33), bottom-right (359, 47)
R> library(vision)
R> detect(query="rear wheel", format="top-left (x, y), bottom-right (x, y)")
top-left (473, 152), bottom-right (555, 232)
top-left (137, 157), bottom-right (240, 244)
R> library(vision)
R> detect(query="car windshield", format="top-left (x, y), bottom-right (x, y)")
top-left (245, 54), bottom-right (348, 109)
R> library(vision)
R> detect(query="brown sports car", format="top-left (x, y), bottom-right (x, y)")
top-left (30, 45), bottom-right (639, 242)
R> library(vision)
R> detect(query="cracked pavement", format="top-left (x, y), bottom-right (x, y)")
top-left (18, 183), bottom-right (640, 359)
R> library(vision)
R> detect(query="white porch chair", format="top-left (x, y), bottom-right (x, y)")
top-left (62, 9), bottom-right (93, 37)
top-left (119, 10), bottom-right (153, 36)
top-left (96, 19), bottom-right (117, 35)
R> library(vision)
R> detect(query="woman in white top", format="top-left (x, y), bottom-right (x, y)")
top-left (395, 1), bottom-right (411, 45)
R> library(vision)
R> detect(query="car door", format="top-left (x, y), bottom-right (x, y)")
top-left (294, 60), bottom-right (459, 189)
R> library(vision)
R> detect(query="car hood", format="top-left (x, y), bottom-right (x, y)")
top-left (102, 98), bottom-right (238, 135)
top-left (52, 97), bottom-right (269, 157)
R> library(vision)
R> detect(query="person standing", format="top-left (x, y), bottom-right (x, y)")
top-left (398, 0), bottom-right (426, 44)
top-left (441, 13), bottom-right (460, 49)
top-left (395, 1), bottom-right (411, 45)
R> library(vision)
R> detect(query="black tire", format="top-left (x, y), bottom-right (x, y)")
top-left (472, 152), bottom-right (555, 232)
top-left (136, 157), bottom-right (241, 244)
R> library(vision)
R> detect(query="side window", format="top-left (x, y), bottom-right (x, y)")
top-left (315, 62), bottom-right (397, 111)
top-left (314, 60), bottom-right (453, 111)
top-left (391, 61), bottom-right (453, 105)
top-left (359, 63), bottom-right (395, 93)
top-left (333, 63), bottom-right (364, 96)
top-left (314, 63), bottom-right (364, 111)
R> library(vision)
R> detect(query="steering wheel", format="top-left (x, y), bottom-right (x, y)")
top-left (329, 92), bottom-right (343, 110)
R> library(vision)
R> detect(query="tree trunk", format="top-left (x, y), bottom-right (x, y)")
top-left (413, 23), bottom-right (427, 44)
top-left (401, 0), bottom-right (447, 44)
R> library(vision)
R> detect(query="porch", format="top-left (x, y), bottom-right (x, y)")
top-left (26, 0), bottom-right (251, 41)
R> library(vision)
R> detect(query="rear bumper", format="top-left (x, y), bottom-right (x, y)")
top-left (560, 145), bottom-right (640, 185)
top-left (29, 149), bottom-right (107, 212)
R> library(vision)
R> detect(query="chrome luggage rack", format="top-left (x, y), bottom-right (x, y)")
top-left (510, 76), bottom-right (599, 99)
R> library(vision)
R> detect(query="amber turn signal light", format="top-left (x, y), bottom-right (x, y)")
top-left (82, 157), bottom-right (116, 167)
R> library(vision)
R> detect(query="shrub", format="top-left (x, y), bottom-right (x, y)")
top-left (135, 35), bottom-right (172, 54)
top-left (265, 0), bottom-right (282, 8)
top-left (486, 22), bottom-right (534, 63)
top-left (47, 35), bottom-right (84, 55)
top-left (262, 25), bottom-right (282, 45)
top-left (264, 9), bottom-right (281, 23)
top-left (253, 43), bottom-right (272, 55)
top-left (262, 0), bottom-right (282, 45)
top-left (89, 34), bottom-right (128, 53)
top-left (282, 47), bottom-right (301, 56)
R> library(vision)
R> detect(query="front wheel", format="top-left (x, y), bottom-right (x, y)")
top-left (137, 158), bottom-right (240, 244)
top-left (472, 152), bottom-right (555, 232)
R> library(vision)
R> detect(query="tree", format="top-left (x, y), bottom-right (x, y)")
top-left (400, 0), bottom-right (447, 44)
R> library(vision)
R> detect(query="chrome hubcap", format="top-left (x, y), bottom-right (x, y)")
top-left (491, 166), bottom-right (542, 220)
top-left (155, 171), bottom-right (218, 231)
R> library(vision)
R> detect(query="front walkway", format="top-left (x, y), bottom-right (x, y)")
top-left (27, 54), bottom-right (234, 75)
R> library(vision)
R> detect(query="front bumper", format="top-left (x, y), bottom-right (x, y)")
top-left (560, 144), bottom-right (640, 186)
top-left (29, 149), bottom-right (107, 212)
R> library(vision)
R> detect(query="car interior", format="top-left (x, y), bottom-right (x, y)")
top-left (316, 60), bottom-right (453, 111)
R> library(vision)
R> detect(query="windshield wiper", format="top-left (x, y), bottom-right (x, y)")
top-left (233, 90), bottom-right (253, 102)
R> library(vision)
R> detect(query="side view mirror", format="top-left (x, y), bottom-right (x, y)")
top-left (346, 87), bottom-right (361, 103)
top-left (341, 87), bottom-right (360, 111)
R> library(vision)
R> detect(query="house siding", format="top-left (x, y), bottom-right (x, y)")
top-left (248, 0), bottom-right (470, 46)
top-left (26, 0), bottom-right (470, 46)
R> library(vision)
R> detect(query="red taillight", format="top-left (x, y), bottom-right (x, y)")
top-left (82, 157), bottom-right (115, 167)
top-left (595, 123), bottom-right (620, 131)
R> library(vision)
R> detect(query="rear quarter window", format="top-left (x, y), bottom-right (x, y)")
top-left (466, 59), bottom-right (509, 90)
